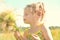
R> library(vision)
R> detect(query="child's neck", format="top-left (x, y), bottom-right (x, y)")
top-left (30, 21), bottom-right (44, 28)
top-left (29, 22), bottom-right (44, 34)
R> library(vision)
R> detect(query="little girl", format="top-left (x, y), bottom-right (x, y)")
top-left (23, 2), bottom-right (53, 40)
top-left (14, 2), bottom-right (53, 40)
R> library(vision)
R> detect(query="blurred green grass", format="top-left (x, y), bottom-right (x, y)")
top-left (0, 32), bottom-right (16, 40)
top-left (0, 27), bottom-right (60, 40)
top-left (50, 27), bottom-right (60, 40)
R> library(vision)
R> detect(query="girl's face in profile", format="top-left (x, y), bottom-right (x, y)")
top-left (23, 3), bottom-right (45, 24)
top-left (24, 7), bottom-right (34, 24)
top-left (23, 7), bottom-right (40, 24)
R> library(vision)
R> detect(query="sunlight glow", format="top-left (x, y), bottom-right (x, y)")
top-left (0, 0), bottom-right (60, 27)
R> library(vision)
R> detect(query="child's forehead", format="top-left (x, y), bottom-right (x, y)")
top-left (24, 6), bottom-right (33, 13)
top-left (24, 7), bottom-right (32, 13)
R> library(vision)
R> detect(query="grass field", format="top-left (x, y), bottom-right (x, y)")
top-left (0, 27), bottom-right (60, 40)
top-left (0, 32), bottom-right (16, 40)
top-left (51, 28), bottom-right (60, 40)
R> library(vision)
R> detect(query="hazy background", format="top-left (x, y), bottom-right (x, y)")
top-left (0, 0), bottom-right (60, 27)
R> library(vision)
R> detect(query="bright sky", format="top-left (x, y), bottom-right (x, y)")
top-left (0, 0), bottom-right (60, 27)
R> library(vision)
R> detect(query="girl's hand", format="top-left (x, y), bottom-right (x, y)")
top-left (32, 34), bottom-right (41, 40)
top-left (14, 31), bottom-right (21, 40)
